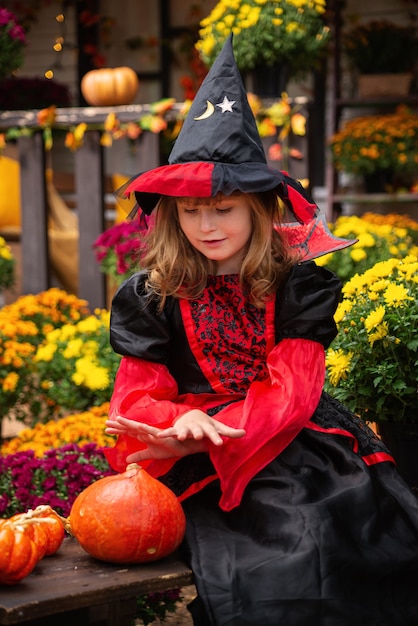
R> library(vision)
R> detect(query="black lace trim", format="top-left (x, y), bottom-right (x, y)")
top-left (312, 392), bottom-right (391, 458)
top-left (159, 453), bottom-right (217, 497)
top-left (158, 399), bottom-right (240, 496)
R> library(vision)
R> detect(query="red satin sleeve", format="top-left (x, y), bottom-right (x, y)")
top-left (104, 355), bottom-right (194, 475)
top-left (206, 337), bottom-right (325, 511)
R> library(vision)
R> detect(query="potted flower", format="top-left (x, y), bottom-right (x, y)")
top-left (0, 7), bottom-right (26, 80)
top-left (93, 217), bottom-right (147, 286)
top-left (324, 255), bottom-right (418, 486)
top-left (0, 76), bottom-right (71, 110)
top-left (342, 20), bottom-right (417, 97)
top-left (195, 0), bottom-right (330, 95)
top-left (328, 106), bottom-right (418, 191)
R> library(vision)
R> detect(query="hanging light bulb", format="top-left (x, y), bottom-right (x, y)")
top-left (53, 37), bottom-right (64, 52)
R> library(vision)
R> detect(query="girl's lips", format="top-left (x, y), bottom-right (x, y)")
top-left (202, 239), bottom-right (225, 244)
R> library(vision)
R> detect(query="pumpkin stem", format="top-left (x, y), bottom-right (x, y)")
top-left (62, 517), bottom-right (74, 536)
top-left (126, 462), bottom-right (141, 471)
top-left (11, 505), bottom-right (73, 536)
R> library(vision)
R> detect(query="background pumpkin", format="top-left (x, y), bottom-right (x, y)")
top-left (80, 67), bottom-right (139, 106)
top-left (69, 463), bottom-right (186, 564)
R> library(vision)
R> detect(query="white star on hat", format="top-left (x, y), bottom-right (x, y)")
top-left (216, 96), bottom-right (236, 113)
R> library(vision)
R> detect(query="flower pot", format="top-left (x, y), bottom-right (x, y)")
top-left (363, 169), bottom-right (414, 193)
top-left (245, 64), bottom-right (289, 98)
top-left (378, 422), bottom-right (418, 491)
top-left (357, 73), bottom-right (412, 98)
top-left (363, 169), bottom-right (394, 193)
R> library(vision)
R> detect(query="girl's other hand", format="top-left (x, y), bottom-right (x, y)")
top-left (158, 409), bottom-right (246, 446)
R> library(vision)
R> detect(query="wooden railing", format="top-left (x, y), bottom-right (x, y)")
top-left (0, 101), bottom-right (310, 310)
top-left (0, 105), bottom-right (163, 309)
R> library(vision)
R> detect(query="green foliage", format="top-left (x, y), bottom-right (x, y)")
top-left (134, 590), bottom-right (183, 625)
top-left (0, 236), bottom-right (15, 290)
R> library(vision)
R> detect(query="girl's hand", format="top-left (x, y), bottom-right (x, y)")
top-left (157, 409), bottom-right (246, 446)
top-left (105, 416), bottom-right (207, 462)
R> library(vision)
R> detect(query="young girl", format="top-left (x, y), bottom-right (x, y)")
top-left (105, 37), bottom-right (418, 625)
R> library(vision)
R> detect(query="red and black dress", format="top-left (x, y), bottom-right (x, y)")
top-left (106, 261), bottom-right (418, 626)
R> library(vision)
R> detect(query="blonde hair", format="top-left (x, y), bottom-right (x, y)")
top-left (141, 191), bottom-right (299, 310)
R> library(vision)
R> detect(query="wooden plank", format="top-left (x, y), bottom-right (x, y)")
top-left (0, 537), bottom-right (193, 625)
top-left (17, 134), bottom-right (49, 294)
top-left (75, 130), bottom-right (106, 310)
top-left (135, 130), bottom-right (161, 173)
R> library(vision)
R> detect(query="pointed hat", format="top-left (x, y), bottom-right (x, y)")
top-left (119, 35), bottom-right (318, 224)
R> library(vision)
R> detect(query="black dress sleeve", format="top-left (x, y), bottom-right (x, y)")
top-left (275, 261), bottom-right (341, 349)
top-left (109, 271), bottom-right (174, 364)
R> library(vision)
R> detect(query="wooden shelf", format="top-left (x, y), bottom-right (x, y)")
top-left (333, 193), bottom-right (418, 204)
top-left (336, 96), bottom-right (418, 109)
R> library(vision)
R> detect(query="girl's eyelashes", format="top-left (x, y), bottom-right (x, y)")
top-left (180, 206), bottom-right (233, 214)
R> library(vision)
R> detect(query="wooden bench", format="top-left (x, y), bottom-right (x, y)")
top-left (0, 538), bottom-right (194, 626)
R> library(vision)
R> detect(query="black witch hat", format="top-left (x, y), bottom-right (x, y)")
top-left (117, 35), bottom-right (356, 259)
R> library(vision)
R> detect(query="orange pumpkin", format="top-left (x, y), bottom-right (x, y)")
top-left (10, 506), bottom-right (66, 556)
top-left (69, 463), bottom-right (186, 564)
top-left (0, 524), bottom-right (39, 585)
top-left (81, 67), bottom-right (139, 106)
top-left (30, 505), bottom-right (66, 556)
top-left (9, 515), bottom-right (49, 560)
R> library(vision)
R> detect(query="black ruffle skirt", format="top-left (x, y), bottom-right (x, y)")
top-left (178, 394), bottom-right (418, 626)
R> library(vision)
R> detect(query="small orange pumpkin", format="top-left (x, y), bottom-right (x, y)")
top-left (0, 524), bottom-right (39, 585)
top-left (30, 505), bottom-right (66, 556)
top-left (10, 506), bottom-right (66, 557)
top-left (81, 66), bottom-right (139, 106)
top-left (9, 515), bottom-right (49, 560)
top-left (69, 463), bottom-right (186, 564)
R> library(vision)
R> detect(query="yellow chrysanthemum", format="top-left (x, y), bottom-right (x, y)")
top-left (326, 348), bottom-right (353, 387)
top-left (334, 299), bottom-right (353, 325)
top-left (368, 322), bottom-right (389, 346)
top-left (62, 338), bottom-right (84, 359)
top-left (72, 358), bottom-right (110, 391)
top-left (34, 342), bottom-right (58, 362)
top-left (384, 283), bottom-right (413, 307)
top-left (364, 305), bottom-right (386, 332)
top-left (350, 248), bottom-right (367, 262)
top-left (1, 371), bottom-right (19, 392)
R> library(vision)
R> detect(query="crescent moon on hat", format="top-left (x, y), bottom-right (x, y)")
top-left (194, 100), bottom-right (215, 120)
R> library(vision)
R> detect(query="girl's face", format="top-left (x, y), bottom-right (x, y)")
top-left (177, 195), bottom-right (253, 275)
